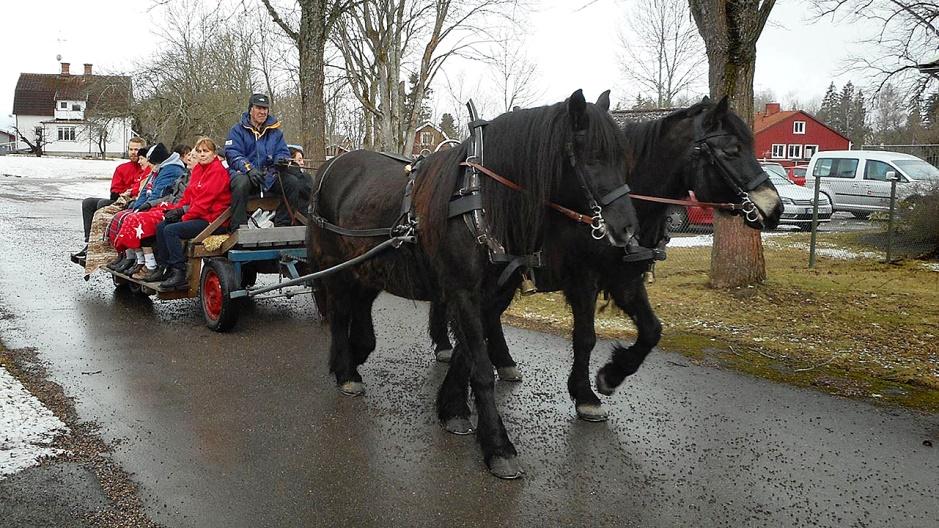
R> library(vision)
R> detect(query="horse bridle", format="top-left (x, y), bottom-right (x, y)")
top-left (692, 132), bottom-right (768, 224)
top-left (565, 131), bottom-right (633, 241)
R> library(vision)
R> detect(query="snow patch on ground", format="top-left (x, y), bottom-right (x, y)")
top-left (0, 155), bottom-right (120, 180)
top-left (774, 241), bottom-right (883, 260)
top-left (921, 262), bottom-right (939, 272)
top-left (668, 231), bottom-right (792, 248)
top-left (0, 367), bottom-right (68, 479)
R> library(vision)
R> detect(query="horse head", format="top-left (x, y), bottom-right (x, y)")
top-left (561, 89), bottom-right (640, 249)
top-left (678, 96), bottom-right (783, 230)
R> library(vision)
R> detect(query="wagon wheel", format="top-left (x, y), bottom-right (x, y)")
top-left (665, 205), bottom-right (688, 232)
top-left (201, 258), bottom-right (240, 332)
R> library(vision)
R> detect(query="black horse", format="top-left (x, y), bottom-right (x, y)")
top-left (429, 96), bottom-right (784, 421)
top-left (307, 90), bottom-right (639, 478)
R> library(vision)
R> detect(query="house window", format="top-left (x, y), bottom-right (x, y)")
top-left (420, 131), bottom-right (433, 146)
top-left (793, 121), bottom-right (806, 134)
top-left (787, 144), bottom-right (802, 159)
top-left (72, 103), bottom-right (82, 111)
top-left (59, 101), bottom-right (68, 109)
top-left (803, 144), bottom-right (818, 159)
top-left (57, 126), bottom-right (76, 142)
top-left (771, 144), bottom-right (785, 159)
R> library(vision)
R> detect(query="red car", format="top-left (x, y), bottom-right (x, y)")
top-left (665, 192), bottom-right (713, 231)
top-left (788, 165), bottom-right (807, 186)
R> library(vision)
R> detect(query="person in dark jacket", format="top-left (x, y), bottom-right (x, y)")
top-left (225, 93), bottom-right (303, 232)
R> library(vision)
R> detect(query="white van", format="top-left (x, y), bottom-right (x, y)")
top-left (804, 150), bottom-right (939, 217)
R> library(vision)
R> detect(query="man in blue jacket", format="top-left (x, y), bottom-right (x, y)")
top-left (225, 93), bottom-right (304, 231)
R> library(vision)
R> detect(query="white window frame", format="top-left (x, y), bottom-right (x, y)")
top-left (420, 131), bottom-right (433, 146)
top-left (59, 101), bottom-right (67, 109)
top-left (787, 144), bottom-right (802, 159)
top-left (803, 144), bottom-right (818, 160)
top-left (793, 121), bottom-right (806, 135)
top-left (57, 126), bottom-right (76, 142)
top-left (771, 144), bottom-right (786, 159)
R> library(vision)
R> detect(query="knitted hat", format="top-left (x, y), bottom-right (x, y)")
top-left (146, 143), bottom-right (171, 165)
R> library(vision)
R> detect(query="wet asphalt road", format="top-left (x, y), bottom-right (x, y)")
top-left (1, 172), bottom-right (938, 527)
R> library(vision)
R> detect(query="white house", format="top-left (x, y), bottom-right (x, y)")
top-left (12, 62), bottom-right (133, 157)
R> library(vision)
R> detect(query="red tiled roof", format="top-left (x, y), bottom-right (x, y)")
top-left (13, 73), bottom-right (131, 116)
top-left (753, 110), bottom-right (798, 133)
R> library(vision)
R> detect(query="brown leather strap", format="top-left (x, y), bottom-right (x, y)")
top-left (460, 162), bottom-right (594, 225)
top-left (628, 192), bottom-right (743, 211)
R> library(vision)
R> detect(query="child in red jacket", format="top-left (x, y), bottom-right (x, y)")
top-left (146, 137), bottom-right (232, 287)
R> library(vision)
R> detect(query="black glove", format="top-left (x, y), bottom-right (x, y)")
top-left (137, 202), bottom-right (152, 212)
top-left (247, 167), bottom-right (265, 187)
top-left (164, 208), bottom-right (184, 224)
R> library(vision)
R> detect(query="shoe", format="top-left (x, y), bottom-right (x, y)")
top-left (139, 266), bottom-right (166, 282)
top-left (132, 266), bottom-right (156, 280)
top-left (70, 246), bottom-right (87, 265)
top-left (107, 257), bottom-right (134, 273)
top-left (159, 268), bottom-right (188, 290)
top-left (126, 263), bottom-right (144, 277)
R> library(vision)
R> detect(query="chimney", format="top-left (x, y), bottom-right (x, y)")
top-left (765, 102), bottom-right (781, 116)
top-left (83, 63), bottom-right (92, 75)
top-left (60, 62), bottom-right (70, 76)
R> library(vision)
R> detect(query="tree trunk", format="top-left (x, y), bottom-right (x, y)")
top-left (298, 0), bottom-right (328, 168)
top-left (689, 0), bottom-right (775, 288)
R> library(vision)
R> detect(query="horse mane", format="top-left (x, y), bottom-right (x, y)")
top-left (414, 100), bottom-right (627, 256)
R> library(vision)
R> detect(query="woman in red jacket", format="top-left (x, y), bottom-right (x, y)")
top-left (147, 137), bottom-right (232, 289)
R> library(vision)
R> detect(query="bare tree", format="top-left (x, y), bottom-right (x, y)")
top-left (811, 0), bottom-right (938, 99)
top-left (333, 0), bottom-right (522, 154)
top-left (687, 0), bottom-right (776, 288)
top-left (618, 0), bottom-right (706, 107)
top-left (487, 32), bottom-right (541, 113)
top-left (12, 125), bottom-right (47, 157)
top-left (259, 0), bottom-right (356, 165)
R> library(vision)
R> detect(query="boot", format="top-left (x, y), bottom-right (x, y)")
top-left (132, 265), bottom-right (157, 281)
top-left (125, 263), bottom-right (144, 277)
top-left (69, 245), bottom-right (87, 265)
top-left (107, 257), bottom-right (135, 273)
top-left (159, 267), bottom-right (188, 290)
top-left (139, 266), bottom-right (166, 283)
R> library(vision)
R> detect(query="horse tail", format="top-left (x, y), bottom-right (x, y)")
top-left (413, 145), bottom-right (465, 255)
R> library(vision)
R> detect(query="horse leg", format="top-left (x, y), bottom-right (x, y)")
top-left (344, 287), bottom-right (380, 395)
top-left (562, 282), bottom-right (607, 421)
top-left (436, 339), bottom-right (474, 436)
top-left (428, 299), bottom-right (454, 362)
top-left (325, 278), bottom-right (361, 396)
top-left (596, 279), bottom-right (662, 396)
top-left (483, 292), bottom-right (522, 382)
top-left (440, 289), bottom-right (521, 479)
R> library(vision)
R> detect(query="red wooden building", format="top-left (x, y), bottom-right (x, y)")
top-left (753, 102), bottom-right (850, 169)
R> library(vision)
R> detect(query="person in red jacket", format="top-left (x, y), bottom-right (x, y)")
top-left (149, 137), bottom-right (232, 289)
top-left (71, 137), bottom-right (148, 264)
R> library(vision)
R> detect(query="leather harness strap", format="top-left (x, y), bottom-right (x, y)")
top-left (627, 192), bottom-right (746, 211)
top-left (459, 161), bottom-right (596, 226)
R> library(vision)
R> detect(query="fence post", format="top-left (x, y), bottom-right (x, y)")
top-left (809, 172), bottom-right (821, 268)
top-left (885, 171), bottom-right (899, 263)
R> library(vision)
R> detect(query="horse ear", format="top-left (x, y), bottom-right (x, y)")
top-left (568, 89), bottom-right (587, 130)
top-left (596, 90), bottom-right (611, 112)
top-left (703, 95), bottom-right (730, 129)
top-left (701, 95), bottom-right (711, 104)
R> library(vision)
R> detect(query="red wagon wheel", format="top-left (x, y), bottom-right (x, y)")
top-left (200, 258), bottom-right (240, 332)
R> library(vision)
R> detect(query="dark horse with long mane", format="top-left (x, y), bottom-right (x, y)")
top-left (428, 96), bottom-right (784, 421)
top-left (307, 90), bottom-right (640, 478)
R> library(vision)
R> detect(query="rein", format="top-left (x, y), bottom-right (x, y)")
top-left (460, 161), bottom-right (596, 226)
top-left (627, 192), bottom-right (747, 211)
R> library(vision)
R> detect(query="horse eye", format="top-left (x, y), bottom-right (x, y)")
top-left (724, 145), bottom-right (740, 156)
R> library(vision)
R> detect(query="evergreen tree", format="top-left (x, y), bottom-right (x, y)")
top-left (816, 82), bottom-right (839, 124)
top-left (924, 93), bottom-right (939, 130)
top-left (439, 113), bottom-right (458, 140)
top-left (849, 89), bottom-right (869, 146)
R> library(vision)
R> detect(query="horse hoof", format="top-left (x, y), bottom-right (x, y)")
top-left (575, 403), bottom-right (608, 422)
top-left (488, 456), bottom-right (523, 480)
top-left (596, 372), bottom-right (615, 396)
top-left (338, 381), bottom-right (365, 397)
top-left (443, 417), bottom-right (474, 435)
top-left (496, 366), bottom-right (523, 382)
top-left (435, 348), bottom-right (453, 363)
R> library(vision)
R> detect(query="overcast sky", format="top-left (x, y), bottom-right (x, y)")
top-left (1, 0), bottom-right (875, 133)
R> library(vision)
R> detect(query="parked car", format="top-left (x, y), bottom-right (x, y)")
top-left (787, 165), bottom-right (807, 186)
top-left (760, 161), bottom-right (787, 180)
top-left (768, 174), bottom-right (832, 230)
top-left (665, 195), bottom-right (712, 231)
top-left (804, 150), bottom-right (939, 218)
